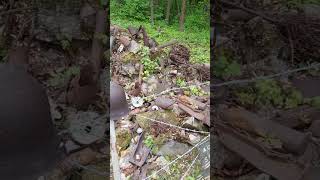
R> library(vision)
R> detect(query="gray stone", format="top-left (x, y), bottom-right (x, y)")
top-left (157, 140), bottom-right (190, 156)
top-left (64, 140), bottom-right (81, 154)
top-left (182, 117), bottom-right (206, 131)
top-left (128, 40), bottom-right (140, 54)
top-left (155, 97), bottom-right (175, 110)
top-left (68, 111), bottom-right (106, 145)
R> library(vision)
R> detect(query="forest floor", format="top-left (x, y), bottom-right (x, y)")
top-left (111, 16), bottom-right (210, 64)
top-left (110, 23), bottom-right (210, 179)
top-left (212, 1), bottom-right (320, 180)
top-left (0, 1), bottom-right (108, 180)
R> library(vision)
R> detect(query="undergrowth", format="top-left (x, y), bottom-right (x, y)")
top-left (111, 0), bottom-right (210, 64)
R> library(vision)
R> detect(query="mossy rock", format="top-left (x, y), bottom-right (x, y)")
top-left (135, 110), bottom-right (180, 131)
top-left (116, 128), bottom-right (131, 151)
top-left (121, 52), bottom-right (141, 64)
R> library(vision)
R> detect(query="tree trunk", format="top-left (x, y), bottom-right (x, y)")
top-left (176, 0), bottom-right (180, 17)
top-left (166, 0), bottom-right (172, 24)
top-left (179, 0), bottom-right (186, 31)
top-left (150, 0), bottom-right (155, 26)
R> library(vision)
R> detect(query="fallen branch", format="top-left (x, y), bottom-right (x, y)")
top-left (151, 39), bottom-right (178, 53)
top-left (212, 63), bottom-right (320, 87)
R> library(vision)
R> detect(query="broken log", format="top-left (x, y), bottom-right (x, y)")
top-left (220, 108), bottom-right (310, 155)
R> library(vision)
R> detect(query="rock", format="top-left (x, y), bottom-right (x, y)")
top-left (80, 162), bottom-right (108, 180)
top-left (121, 63), bottom-right (136, 76)
top-left (135, 111), bottom-right (179, 131)
top-left (301, 4), bottom-right (320, 18)
top-left (157, 140), bottom-right (190, 156)
top-left (155, 97), bottom-right (175, 110)
top-left (119, 36), bottom-right (131, 47)
top-left (64, 140), bottom-right (81, 154)
top-left (309, 120), bottom-right (320, 138)
top-left (211, 135), bottom-right (243, 170)
top-left (172, 103), bottom-right (185, 116)
top-left (137, 128), bottom-right (143, 134)
top-left (35, 0), bottom-right (83, 42)
top-left (128, 40), bottom-right (140, 54)
top-left (182, 117), bottom-right (206, 131)
top-left (188, 134), bottom-right (201, 145)
top-left (197, 136), bottom-right (210, 179)
top-left (154, 156), bottom-right (170, 173)
top-left (68, 111), bottom-right (106, 145)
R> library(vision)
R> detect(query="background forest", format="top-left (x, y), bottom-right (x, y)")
top-left (111, 0), bottom-right (210, 63)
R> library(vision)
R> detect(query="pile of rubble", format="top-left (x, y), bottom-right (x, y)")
top-left (110, 24), bottom-right (211, 179)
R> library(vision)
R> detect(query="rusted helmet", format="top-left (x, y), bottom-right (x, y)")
top-left (0, 64), bottom-right (61, 180)
top-left (110, 81), bottom-right (129, 120)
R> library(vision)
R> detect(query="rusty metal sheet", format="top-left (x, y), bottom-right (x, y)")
top-left (129, 133), bottom-right (150, 167)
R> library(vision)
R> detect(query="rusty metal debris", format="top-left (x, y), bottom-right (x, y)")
top-left (215, 108), bottom-right (320, 180)
top-left (129, 132), bottom-right (151, 167)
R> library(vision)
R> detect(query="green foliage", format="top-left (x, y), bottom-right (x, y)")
top-left (139, 47), bottom-right (159, 77)
top-left (235, 91), bottom-right (256, 106)
top-left (255, 80), bottom-right (284, 107)
top-left (189, 85), bottom-right (204, 96)
top-left (214, 54), bottom-right (241, 79)
top-left (284, 89), bottom-right (303, 109)
top-left (48, 66), bottom-right (80, 88)
top-left (235, 80), bottom-right (303, 109)
top-left (111, 0), bottom-right (210, 63)
top-left (176, 77), bottom-right (187, 87)
top-left (185, 176), bottom-right (196, 180)
top-left (111, 0), bottom-right (150, 21)
top-left (60, 40), bottom-right (71, 50)
top-left (143, 135), bottom-right (154, 149)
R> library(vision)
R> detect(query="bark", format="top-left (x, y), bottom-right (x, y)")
top-left (165, 0), bottom-right (172, 24)
top-left (179, 0), bottom-right (186, 31)
top-left (150, 0), bottom-right (155, 26)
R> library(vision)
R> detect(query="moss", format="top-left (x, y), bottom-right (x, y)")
top-left (135, 111), bottom-right (179, 131)
top-left (116, 129), bottom-right (131, 151)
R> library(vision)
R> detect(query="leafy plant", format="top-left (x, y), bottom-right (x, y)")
top-left (139, 47), bottom-right (159, 77)
top-left (143, 135), bottom-right (154, 149)
top-left (48, 66), bottom-right (80, 88)
top-left (61, 40), bottom-right (71, 50)
top-left (235, 80), bottom-right (305, 109)
top-left (284, 89), bottom-right (303, 109)
top-left (214, 54), bottom-right (241, 79)
top-left (189, 86), bottom-right (204, 96)
top-left (235, 91), bottom-right (256, 106)
top-left (176, 77), bottom-right (187, 87)
top-left (255, 80), bottom-right (284, 107)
